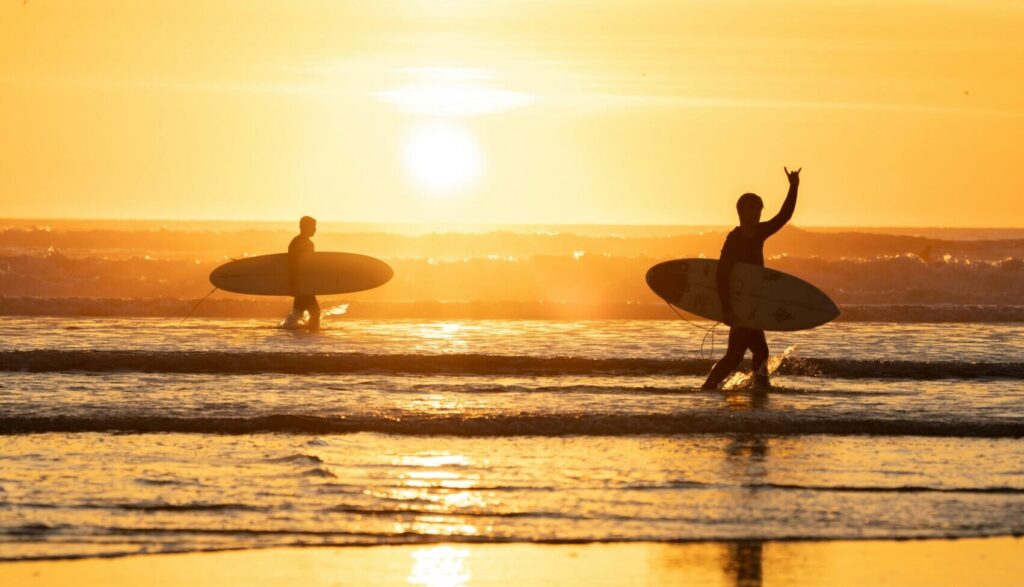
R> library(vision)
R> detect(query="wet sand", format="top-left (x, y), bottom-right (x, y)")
top-left (2, 537), bottom-right (1021, 587)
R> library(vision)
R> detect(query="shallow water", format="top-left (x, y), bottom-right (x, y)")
top-left (1, 373), bottom-right (1022, 437)
top-left (1, 318), bottom-right (1023, 560)
top-left (3, 433), bottom-right (1023, 561)
top-left (2, 317), bottom-right (1024, 362)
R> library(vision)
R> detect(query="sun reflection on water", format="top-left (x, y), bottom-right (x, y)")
top-left (363, 449), bottom-right (493, 534)
top-left (415, 322), bottom-right (470, 352)
top-left (407, 545), bottom-right (471, 587)
top-left (398, 454), bottom-right (473, 468)
top-left (406, 393), bottom-right (467, 412)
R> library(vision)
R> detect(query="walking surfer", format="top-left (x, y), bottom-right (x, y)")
top-left (701, 167), bottom-right (801, 390)
top-left (284, 215), bottom-right (321, 331)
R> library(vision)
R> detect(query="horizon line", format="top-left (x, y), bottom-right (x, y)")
top-left (2, 217), bottom-right (1023, 231)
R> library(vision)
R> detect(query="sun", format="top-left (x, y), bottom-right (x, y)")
top-left (401, 121), bottom-right (483, 196)
top-left (376, 66), bottom-right (535, 197)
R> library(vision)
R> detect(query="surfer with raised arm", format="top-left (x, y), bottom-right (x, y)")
top-left (701, 167), bottom-right (801, 390)
top-left (284, 215), bottom-right (321, 331)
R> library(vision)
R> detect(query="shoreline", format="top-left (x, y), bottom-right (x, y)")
top-left (2, 537), bottom-right (1021, 586)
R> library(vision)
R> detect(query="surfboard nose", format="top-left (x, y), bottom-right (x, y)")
top-left (645, 260), bottom-right (689, 300)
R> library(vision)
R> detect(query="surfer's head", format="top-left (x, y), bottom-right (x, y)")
top-left (736, 193), bottom-right (763, 226)
top-left (299, 216), bottom-right (317, 237)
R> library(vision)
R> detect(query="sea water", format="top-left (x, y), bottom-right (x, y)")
top-left (1, 318), bottom-right (1022, 560)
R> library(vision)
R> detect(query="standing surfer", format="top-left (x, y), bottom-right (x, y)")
top-left (284, 215), bottom-right (321, 331)
top-left (701, 167), bottom-right (801, 390)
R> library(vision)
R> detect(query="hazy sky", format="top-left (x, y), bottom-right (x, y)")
top-left (2, 0), bottom-right (1022, 225)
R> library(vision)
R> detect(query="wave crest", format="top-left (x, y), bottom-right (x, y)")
top-left (1, 350), bottom-right (1021, 379)
top-left (2, 413), bottom-right (1021, 438)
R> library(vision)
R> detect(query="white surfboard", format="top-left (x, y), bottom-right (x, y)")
top-left (646, 258), bottom-right (839, 331)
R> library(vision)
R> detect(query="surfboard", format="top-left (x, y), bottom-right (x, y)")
top-left (646, 258), bottom-right (839, 331)
top-left (210, 252), bottom-right (393, 296)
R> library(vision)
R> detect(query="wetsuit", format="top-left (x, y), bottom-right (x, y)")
top-left (702, 183), bottom-right (798, 389)
top-left (288, 234), bottom-right (320, 326)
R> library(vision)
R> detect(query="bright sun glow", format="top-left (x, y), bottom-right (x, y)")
top-left (402, 122), bottom-right (483, 196)
top-left (374, 67), bottom-right (536, 117)
top-left (377, 84), bottom-right (534, 117)
top-left (378, 67), bottom-right (536, 198)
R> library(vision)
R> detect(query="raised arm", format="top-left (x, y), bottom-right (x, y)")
top-left (759, 167), bottom-right (800, 238)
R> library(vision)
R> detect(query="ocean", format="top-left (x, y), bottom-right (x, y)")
top-left (1, 223), bottom-right (1023, 561)
top-left (2, 318), bottom-right (1023, 560)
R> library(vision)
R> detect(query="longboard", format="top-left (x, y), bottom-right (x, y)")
top-left (210, 252), bottom-right (393, 296)
top-left (646, 258), bottom-right (839, 331)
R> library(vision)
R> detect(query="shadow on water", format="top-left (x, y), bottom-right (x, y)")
top-left (723, 541), bottom-right (764, 587)
top-left (721, 438), bottom-right (767, 586)
top-left (652, 388), bottom-right (771, 585)
top-left (721, 388), bottom-right (769, 586)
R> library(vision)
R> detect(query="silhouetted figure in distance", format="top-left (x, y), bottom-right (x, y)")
top-left (701, 167), bottom-right (800, 390)
top-left (286, 215), bottom-right (321, 331)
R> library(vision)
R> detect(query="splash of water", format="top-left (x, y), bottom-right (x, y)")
top-left (767, 345), bottom-right (797, 374)
top-left (323, 303), bottom-right (350, 317)
top-left (278, 310), bottom-right (307, 330)
top-left (722, 345), bottom-right (798, 391)
top-left (278, 304), bottom-right (348, 329)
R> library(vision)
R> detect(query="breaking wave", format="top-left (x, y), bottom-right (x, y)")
top-left (3, 297), bottom-right (1024, 322)
top-left (2, 413), bottom-right (1021, 437)
top-left (0, 350), bottom-right (1021, 379)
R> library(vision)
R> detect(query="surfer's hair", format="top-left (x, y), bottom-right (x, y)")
top-left (299, 216), bottom-right (316, 229)
top-left (736, 193), bottom-right (763, 214)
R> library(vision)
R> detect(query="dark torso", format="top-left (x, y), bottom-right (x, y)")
top-left (289, 235), bottom-right (314, 256)
top-left (288, 235), bottom-right (314, 301)
top-left (721, 226), bottom-right (766, 267)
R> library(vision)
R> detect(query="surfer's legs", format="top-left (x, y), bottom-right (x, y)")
top-left (701, 327), bottom-right (749, 389)
top-left (305, 296), bottom-right (321, 331)
top-left (750, 330), bottom-right (770, 388)
top-left (289, 296), bottom-right (321, 330)
top-left (283, 297), bottom-right (306, 328)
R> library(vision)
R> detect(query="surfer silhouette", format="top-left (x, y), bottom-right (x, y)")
top-left (285, 215), bottom-right (321, 330)
top-left (701, 167), bottom-right (800, 390)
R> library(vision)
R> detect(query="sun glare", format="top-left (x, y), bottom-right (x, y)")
top-left (402, 122), bottom-right (483, 195)
top-left (376, 83), bottom-right (534, 117)
top-left (375, 66), bottom-right (537, 198)
top-left (374, 67), bottom-right (536, 117)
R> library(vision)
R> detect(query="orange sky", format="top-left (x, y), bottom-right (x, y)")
top-left (2, 0), bottom-right (1022, 226)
